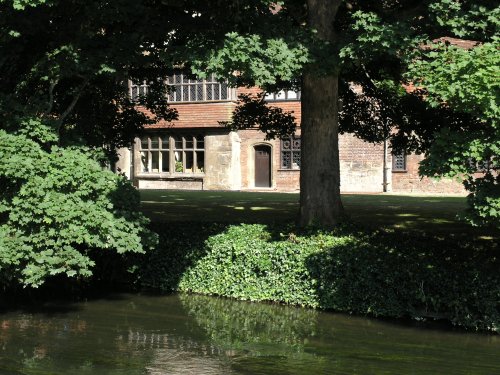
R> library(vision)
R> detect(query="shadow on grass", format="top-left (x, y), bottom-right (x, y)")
top-left (139, 190), bottom-right (499, 241)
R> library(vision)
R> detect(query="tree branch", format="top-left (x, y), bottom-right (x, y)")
top-left (359, 64), bottom-right (400, 137)
top-left (44, 79), bottom-right (58, 116)
top-left (56, 77), bottom-right (89, 135)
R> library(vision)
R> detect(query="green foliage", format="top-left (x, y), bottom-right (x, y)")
top-left (428, 0), bottom-right (499, 40)
top-left (338, 4), bottom-right (499, 227)
top-left (5, 0), bottom-right (50, 11)
top-left (409, 40), bottom-right (500, 226)
top-left (191, 32), bottom-right (309, 88)
top-left (0, 0), bottom-right (177, 154)
top-left (409, 42), bottom-right (500, 123)
top-left (339, 10), bottom-right (422, 68)
top-left (137, 222), bottom-right (227, 291)
top-left (178, 224), bottom-right (328, 305)
top-left (0, 0), bottom-right (181, 287)
top-left (222, 93), bottom-right (297, 139)
top-left (139, 223), bottom-right (499, 332)
top-left (175, 161), bottom-right (183, 173)
top-left (0, 119), bottom-right (157, 287)
top-left (180, 293), bottom-right (319, 351)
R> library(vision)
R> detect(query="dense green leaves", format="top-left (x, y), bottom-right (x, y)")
top-left (222, 93), bottom-right (297, 139)
top-left (409, 40), bottom-right (500, 226)
top-left (0, 120), bottom-right (157, 287)
top-left (409, 42), bottom-right (500, 123)
top-left (192, 32), bottom-right (309, 88)
top-left (428, 0), bottom-right (499, 41)
top-left (139, 223), bottom-right (499, 331)
top-left (0, 0), bottom-right (180, 286)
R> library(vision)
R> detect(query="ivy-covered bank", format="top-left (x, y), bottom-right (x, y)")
top-left (138, 223), bottom-right (499, 332)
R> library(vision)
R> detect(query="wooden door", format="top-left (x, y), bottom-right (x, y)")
top-left (255, 145), bottom-right (271, 187)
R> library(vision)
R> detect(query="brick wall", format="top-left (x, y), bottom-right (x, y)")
top-left (339, 134), bottom-right (385, 192)
top-left (128, 87), bottom-right (467, 195)
top-left (391, 153), bottom-right (466, 194)
top-left (238, 129), bottom-right (274, 189)
top-left (140, 102), bottom-right (235, 129)
top-left (275, 169), bottom-right (301, 191)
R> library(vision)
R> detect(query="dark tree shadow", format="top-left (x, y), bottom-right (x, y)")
top-left (137, 222), bottom-right (231, 291)
top-left (304, 228), bottom-right (500, 331)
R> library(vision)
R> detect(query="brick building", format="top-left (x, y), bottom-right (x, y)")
top-left (116, 74), bottom-right (465, 194)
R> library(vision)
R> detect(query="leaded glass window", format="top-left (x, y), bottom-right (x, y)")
top-left (392, 152), bottom-right (407, 171)
top-left (281, 137), bottom-right (301, 169)
top-left (167, 73), bottom-right (233, 102)
top-left (129, 80), bottom-right (150, 101)
top-left (140, 135), bottom-right (205, 174)
top-left (140, 135), bottom-right (170, 173)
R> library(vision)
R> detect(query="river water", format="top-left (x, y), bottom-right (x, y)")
top-left (0, 293), bottom-right (498, 374)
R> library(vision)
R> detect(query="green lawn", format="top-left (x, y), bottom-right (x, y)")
top-left (139, 190), bottom-right (497, 240)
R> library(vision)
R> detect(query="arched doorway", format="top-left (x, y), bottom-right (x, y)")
top-left (254, 145), bottom-right (271, 188)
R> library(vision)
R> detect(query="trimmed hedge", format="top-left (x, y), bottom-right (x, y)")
top-left (139, 223), bottom-right (499, 332)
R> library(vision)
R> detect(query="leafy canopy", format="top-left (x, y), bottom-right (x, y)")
top-left (1, 0), bottom-right (498, 290)
top-left (0, 120), bottom-right (157, 287)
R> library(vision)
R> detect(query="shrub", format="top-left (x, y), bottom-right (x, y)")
top-left (138, 222), bottom-right (226, 291)
top-left (177, 224), bottom-right (342, 306)
top-left (0, 120), bottom-right (157, 287)
top-left (139, 223), bottom-right (499, 332)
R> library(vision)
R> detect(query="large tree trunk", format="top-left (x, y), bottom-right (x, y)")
top-left (299, 0), bottom-right (345, 227)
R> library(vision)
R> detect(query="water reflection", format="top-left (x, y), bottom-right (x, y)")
top-left (0, 293), bottom-right (499, 375)
top-left (180, 295), bottom-right (500, 374)
top-left (179, 294), bottom-right (319, 352)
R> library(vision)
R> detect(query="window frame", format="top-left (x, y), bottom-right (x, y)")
top-left (392, 152), bottom-right (407, 172)
top-left (265, 90), bottom-right (301, 101)
top-left (138, 134), bottom-right (205, 175)
top-left (128, 75), bottom-right (235, 103)
top-left (280, 136), bottom-right (301, 170)
top-left (129, 80), bottom-right (150, 101)
top-left (166, 73), bottom-right (235, 103)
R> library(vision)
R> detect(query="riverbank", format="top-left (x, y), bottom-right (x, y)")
top-left (137, 221), bottom-right (499, 332)
top-left (2, 192), bottom-right (498, 333)
top-left (2, 219), bottom-right (498, 332)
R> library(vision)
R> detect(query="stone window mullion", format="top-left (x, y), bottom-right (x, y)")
top-left (140, 134), bottom-right (205, 175)
top-left (147, 137), bottom-right (152, 172)
top-left (169, 136), bottom-right (174, 173)
top-left (182, 136), bottom-right (185, 173)
top-left (280, 136), bottom-right (301, 169)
